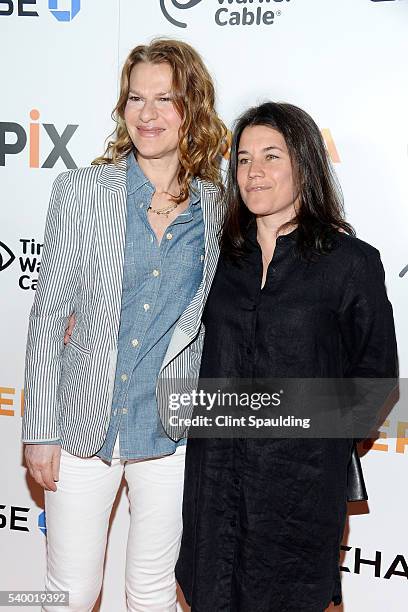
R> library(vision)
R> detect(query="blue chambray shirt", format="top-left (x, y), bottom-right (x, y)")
top-left (98, 153), bottom-right (204, 462)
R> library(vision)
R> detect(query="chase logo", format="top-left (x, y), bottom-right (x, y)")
top-left (49, 0), bottom-right (80, 22)
top-left (160, 0), bottom-right (203, 28)
top-left (0, 242), bottom-right (15, 272)
top-left (0, 0), bottom-right (81, 19)
top-left (38, 510), bottom-right (47, 536)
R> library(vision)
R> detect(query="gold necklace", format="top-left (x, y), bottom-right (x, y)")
top-left (147, 201), bottom-right (181, 217)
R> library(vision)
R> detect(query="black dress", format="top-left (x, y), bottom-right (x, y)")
top-left (176, 225), bottom-right (398, 612)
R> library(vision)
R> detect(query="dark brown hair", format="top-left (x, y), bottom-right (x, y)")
top-left (221, 102), bottom-right (354, 259)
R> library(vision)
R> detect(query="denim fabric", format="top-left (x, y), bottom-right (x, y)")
top-left (98, 153), bottom-right (204, 461)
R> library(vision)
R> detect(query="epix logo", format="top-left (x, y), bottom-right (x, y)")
top-left (0, 242), bottom-right (15, 271)
top-left (0, 0), bottom-right (81, 20)
top-left (0, 109), bottom-right (78, 169)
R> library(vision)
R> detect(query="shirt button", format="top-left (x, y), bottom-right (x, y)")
top-left (230, 520), bottom-right (237, 528)
top-left (246, 347), bottom-right (252, 355)
top-left (113, 409), bottom-right (117, 416)
top-left (150, 235), bottom-right (154, 243)
top-left (152, 269), bottom-right (160, 277)
top-left (200, 254), bottom-right (204, 262)
top-left (121, 374), bottom-right (128, 382)
top-left (122, 408), bottom-right (128, 414)
top-left (143, 303), bottom-right (150, 311)
top-left (166, 232), bottom-right (173, 240)
top-left (131, 338), bottom-right (139, 347)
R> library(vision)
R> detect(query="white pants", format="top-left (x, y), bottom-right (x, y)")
top-left (43, 444), bottom-right (186, 612)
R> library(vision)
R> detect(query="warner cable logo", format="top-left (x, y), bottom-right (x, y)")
top-left (160, 0), bottom-right (292, 29)
top-left (0, 0), bottom-right (81, 21)
top-left (160, 0), bottom-right (203, 28)
top-left (0, 109), bottom-right (78, 169)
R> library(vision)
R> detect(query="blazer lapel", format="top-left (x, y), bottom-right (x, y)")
top-left (161, 181), bottom-right (224, 369)
top-left (94, 157), bottom-right (127, 343)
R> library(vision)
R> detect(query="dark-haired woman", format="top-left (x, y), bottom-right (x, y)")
top-left (176, 102), bottom-right (397, 611)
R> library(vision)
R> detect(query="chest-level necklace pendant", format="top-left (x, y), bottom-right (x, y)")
top-left (147, 201), bottom-right (180, 217)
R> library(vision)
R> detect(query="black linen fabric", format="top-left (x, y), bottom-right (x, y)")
top-left (176, 225), bottom-right (397, 612)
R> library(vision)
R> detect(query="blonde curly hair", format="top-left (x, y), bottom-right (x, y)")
top-left (94, 38), bottom-right (227, 203)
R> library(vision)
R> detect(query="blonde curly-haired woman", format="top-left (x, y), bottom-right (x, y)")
top-left (22, 39), bottom-right (226, 612)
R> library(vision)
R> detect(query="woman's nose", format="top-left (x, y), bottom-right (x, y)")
top-left (139, 100), bottom-right (158, 122)
top-left (248, 161), bottom-right (265, 178)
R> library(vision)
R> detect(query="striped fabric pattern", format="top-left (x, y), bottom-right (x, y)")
top-left (158, 186), bottom-right (225, 440)
top-left (22, 158), bottom-right (224, 456)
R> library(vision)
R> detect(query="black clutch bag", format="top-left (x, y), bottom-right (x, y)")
top-left (347, 443), bottom-right (368, 502)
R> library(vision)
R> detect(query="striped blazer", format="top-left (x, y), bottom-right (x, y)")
top-left (22, 157), bottom-right (224, 456)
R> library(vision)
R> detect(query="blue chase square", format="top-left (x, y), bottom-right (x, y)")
top-left (38, 510), bottom-right (47, 536)
top-left (49, 0), bottom-right (80, 22)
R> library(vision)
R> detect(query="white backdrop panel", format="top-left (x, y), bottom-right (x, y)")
top-left (0, 1), bottom-right (407, 610)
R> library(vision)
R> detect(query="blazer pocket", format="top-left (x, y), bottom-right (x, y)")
top-left (58, 339), bottom-right (91, 398)
top-left (68, 336), bottom-right (92, 355)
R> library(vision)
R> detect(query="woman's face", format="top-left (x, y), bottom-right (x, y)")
top-left (236, 125), bottom-right (299, 222)
top-left (124, 61), bottom-right (182, 163)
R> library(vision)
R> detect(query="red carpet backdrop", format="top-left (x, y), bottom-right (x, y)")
top-left (1, 1), bottom-right (407, 610)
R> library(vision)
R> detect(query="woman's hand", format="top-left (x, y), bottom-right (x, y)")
top-left (25, 444), bottom-right (61, 491)
top-left (64, 314), bottom-right (76, 345)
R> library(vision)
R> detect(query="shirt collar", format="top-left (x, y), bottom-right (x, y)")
top-left (126, 151), bottom-right (201, 206)
top-left (245, 218), bottom-right (298, 248)
top-left (126, 151), bottom-right (151, 195)
top-left (189, 178), bottom-right (201, 206)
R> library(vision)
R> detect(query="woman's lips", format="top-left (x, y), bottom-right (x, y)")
top-left (246, 185), bottom-right (271, 192)
top-left (137, 127), bottom-right (165, 138)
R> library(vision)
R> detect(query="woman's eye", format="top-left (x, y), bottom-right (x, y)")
top-left (238, 158), bottom-right (250, 165)
top-left (128, 95), bottom-right (141, 102)
top-left (159, 97), bottom-right (171, 102)
top-left (266, 154), bottom-right (278, 160)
